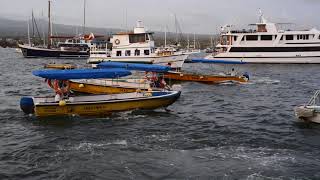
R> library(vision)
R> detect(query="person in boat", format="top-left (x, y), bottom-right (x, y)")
top-left (154, 76), bottom-right (168, 89)
top-left (230, 68), bottom-right (237, 76)
top-left (46, 79), bottom-right (70, 102)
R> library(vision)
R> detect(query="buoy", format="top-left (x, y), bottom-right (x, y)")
top-left (59, 100), bottom-right (66, 106)
top-left (79, 84), bottom-right (85, 88)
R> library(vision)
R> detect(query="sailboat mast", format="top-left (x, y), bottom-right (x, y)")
top-left (32, 10), bottom-right (35, 38)
top-left (27, 20), bottom-right (31, 46)
top-left (174, 14), bottom-right (178, 43)
top-left (193, 32), bottom-right (196, 49)
top-left (187, 34), bottom-right (190, 49)
top-left (164, 26), bottom-right (167, 48)
top-left (47, 0), bottom-right (51, 49)
top-left (83, 0), bottom-right (86, 34)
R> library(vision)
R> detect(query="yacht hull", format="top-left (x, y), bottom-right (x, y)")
top-left (88, 54), bottom-right (188, 69)
top-left (206, 52), bottom-right (320, 64)
top-left (19, 45), bottom-right (90, 58)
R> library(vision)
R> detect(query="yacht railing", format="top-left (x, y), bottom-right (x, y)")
top-left (307, 90), bottom-right (320, 106)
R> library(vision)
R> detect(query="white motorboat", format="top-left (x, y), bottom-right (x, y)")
top-left (204, 10), bottom-right (320, 64)
top-left (88, 21), bottom-right (188, 69)
top-left (294, 90), bottom-right (320, 123)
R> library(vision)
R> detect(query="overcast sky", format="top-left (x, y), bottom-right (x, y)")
top-left (1, 0), bottom-right (320, 34)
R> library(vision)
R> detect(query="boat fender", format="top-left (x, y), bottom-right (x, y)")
top-left (59, 100), bottom-right (67, 106)
top-left (79, 84), bottom-right (85, 88)
top-left (20, 97), bottom-right (35, 114)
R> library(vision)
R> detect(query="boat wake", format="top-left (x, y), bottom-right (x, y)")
top-left (248, 77), bottom-right (280, 85)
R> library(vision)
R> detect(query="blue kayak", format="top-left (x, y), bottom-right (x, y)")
top-left (32, 68), bottom-right (132, 80)
top-left (97, 62), bottom-right (171, 73)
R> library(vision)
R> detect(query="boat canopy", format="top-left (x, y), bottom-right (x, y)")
top-left (97, 62), bottom-right (171, 73)
top-left (191, 59), bottom-right (246, 64)
top-left (32, 68), bottom-right (132, 80)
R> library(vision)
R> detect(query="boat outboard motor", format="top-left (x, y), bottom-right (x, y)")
top-left (20, 97), bottom-right (35, 114)
top-left (243, 72), bottom-right (250, 80)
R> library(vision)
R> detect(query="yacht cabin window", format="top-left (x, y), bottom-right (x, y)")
top-left (261, 35), bottom-right (273, 41)
top-left (246, 35), bottom-right (258, 41)
top-left (297, 35), bottom-right (309, 40)
top-left (134, 49), bottom-right (140, 56)
top-left (144, 49), bottom-right (150, 55)
top-left (116, 51), bottom-right (122, 56)
top-left (286, 35), bottom-right (294, 40)
top-left (125, 50), bottom-right (131, 56)
top-left (233, 36), bottom-right (237, 41)
top-left (280, 35), bottom-right (283, 40)
top-left (129, 34), bottom-right (147, 43)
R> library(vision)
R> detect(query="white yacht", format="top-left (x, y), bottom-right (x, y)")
top-left (88, 21), bottom-right (188, 69)
top-left (204, 11), bottom-right (320, 63)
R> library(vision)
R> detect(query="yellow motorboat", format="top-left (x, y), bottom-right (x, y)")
top-left (20, 65), bottom-right (181, 117)
top-left (44, 63), bottom-right (76, 70)
top-left (69, 79), bottom-right (154, 94)
top-left (20, 91), bottom-right (181, 117)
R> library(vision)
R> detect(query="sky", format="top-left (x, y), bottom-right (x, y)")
top-left (0, 0), bottom-right (320, 34)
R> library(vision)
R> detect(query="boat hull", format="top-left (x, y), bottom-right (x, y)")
top-left (69, 80), bottom-right (144, 94)
top-left (294, 106), bottom-right (320, 123)
top-left (19, 45), bottom-right (90, 58)
top-left (164, 72), bottom-right (248, 84)
top-left (21, 91), bottom-right (181, 117)
top-left (88, 54), bottom-right (188, 69)
top-left (205, 53), bottom-right (320, 64)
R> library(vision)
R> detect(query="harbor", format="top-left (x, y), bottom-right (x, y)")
top-left (1, 0), bottom-right (320, 179)
top-left (2, 48), bottom-right (320, 179)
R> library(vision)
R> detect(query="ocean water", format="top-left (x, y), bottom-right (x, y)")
top-left (1, 48), bottom-right (320, 179)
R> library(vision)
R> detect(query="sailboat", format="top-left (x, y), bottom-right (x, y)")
top-left (19, 0), bottom-right (91, 58)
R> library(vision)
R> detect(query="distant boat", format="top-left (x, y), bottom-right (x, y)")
top-left (88, 21), bottom-right (189, 70)
top-left (19, 0), bottom-right (91, 59)
top-left (204, 10), bottom-right (320, 63)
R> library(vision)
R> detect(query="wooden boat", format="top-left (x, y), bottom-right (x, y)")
top-left (20, 91), bottom-right (181, 117)
top-left (69, 79), bottom-right (152, 94)
top-left (164, 71), bottom-right (249, 84)
top-left (44, 63), bottom-right (76, 70)
top-left (164, 58), bottom-right (250, 84)
top-left (295, 90), bottom-right (320, 123)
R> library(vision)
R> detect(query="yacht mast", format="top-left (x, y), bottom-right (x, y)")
top-left (47, 0), bottom-right (51, 49)
top-left (83, 0), bottom-right (86, 34)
